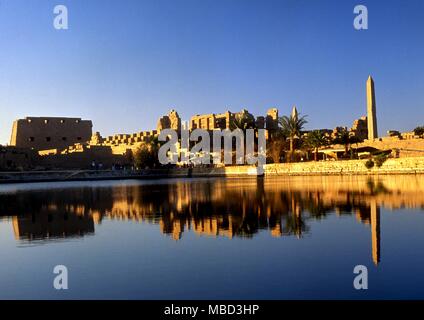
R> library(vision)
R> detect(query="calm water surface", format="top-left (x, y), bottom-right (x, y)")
top-left (0, 175), bottom-right (424, 299)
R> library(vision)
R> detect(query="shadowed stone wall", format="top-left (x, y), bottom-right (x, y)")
top-left (10, 117), bottom-right (92, 151)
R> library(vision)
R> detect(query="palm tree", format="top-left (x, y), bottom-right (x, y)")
top-left (278, 107), bottom-right (308, 162)
top-left (333, 128), bottom-right (358, 157)
top-left (306, 130), bottom-right (329, 161)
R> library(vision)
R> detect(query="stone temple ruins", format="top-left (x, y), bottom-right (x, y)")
top-left (1, 76), bottom-right (423, 170)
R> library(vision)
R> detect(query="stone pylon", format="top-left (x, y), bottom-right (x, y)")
top-left (366, 76), bottom-right (378, 140)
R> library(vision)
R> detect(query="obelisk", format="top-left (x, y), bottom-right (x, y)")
top-left (366, 76), bottom-right (378, 140)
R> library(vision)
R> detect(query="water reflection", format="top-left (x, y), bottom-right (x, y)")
top-left (1, 175), bottom-right (424, 265)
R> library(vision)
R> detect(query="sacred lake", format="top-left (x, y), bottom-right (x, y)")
top-left (0, 175), bottom-right (423, 299)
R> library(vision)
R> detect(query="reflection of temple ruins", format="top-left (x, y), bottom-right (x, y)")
top-left (1, 175), bottom-right (423, 265)
top-left (12, 208), bottom-right (94, 241)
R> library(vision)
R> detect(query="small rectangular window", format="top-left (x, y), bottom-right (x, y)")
top-left (28, 137), bottom-right (35, 142)
top-left (46, 137), bottom-right (51, 142)
top-left (62, 137), bottom-right (67, 141)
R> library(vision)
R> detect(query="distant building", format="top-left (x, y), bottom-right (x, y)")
top-left (255, 116), bottom-right (265, 129)
top-left (350, 116), bottom-right (368, 141)
top-left (189, 109), bottom-right (255, 131)
top-left (190, 111), bottom-right (234, 130)
top-left (10, 117), bottom-right (92, 151)
top-left (266, 108), bottom-right (279, 130)
top-left (157, 109), bottom-right (181, 133)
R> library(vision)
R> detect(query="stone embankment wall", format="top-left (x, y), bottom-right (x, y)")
top-left (165, 157), bottom-right (424, 177)
top-left (167, 157), bottom-right (424, 176)
top-left (263, 157), bottom-right (424, 176)
top-left (1, 157), bottom-right (424, 184)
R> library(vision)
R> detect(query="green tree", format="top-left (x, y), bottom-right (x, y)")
top-left (134, 145), bottom-right (156, 169)
top-left (333, 128), bottom-right (358, 157)
top-left (305, 130), bottom-right (329, 161)
top-left (149, 134), bottom-right (163, 151)
top-left (133, 135), bottom-right (163, 169)
top-left (365, 159), bottom-right (375, 169)
top-left (266, 130), bottom-right (288, 163)
top-left (414, 126), bottom-right (424, 137)
top-left (373, 153), bottom-right (388, 167)
top-left (278, 113), bottom-right (308, 162)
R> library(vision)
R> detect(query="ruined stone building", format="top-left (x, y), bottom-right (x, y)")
top-left (189, 108), bottom-right (278, 132)
top-left (190, 110), bottom-right (237, 130)
top-left (266, 108), bottom-right (279, 131)
top-left (2, 108), bottom-right (284, 170)
top-left (92, 130), bottom-right (158, 151)
top-left (157, 109), bottom-right (181, 133)
top-left (4, 111), bottom-right (183, 170)
top-left (350, 116), bottom-right (368, 141)
top-left (9, 117), bottom-right (92, 151)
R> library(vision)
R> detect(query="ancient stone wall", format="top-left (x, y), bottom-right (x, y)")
top-left (265, 108), bottom-right (279, 130)
top-left (264, 157), bottom-right (424, 175)
top-left (39, 145), bottom-right (132, 169)
top-left (157, 110), bottom-right (181, 133)
top-left (10, 117), bottom-right (92, 151)
top-left (99, 130), bottom-right (157, 149)
top-left (190, 109), bottom-right (256, 130)
top-left (350, 116), bottom-right (368, 140)
top-left (0, 146), bottom-right (38, 171)
top-left (165, 157), bottom-right (424, 176)
top-left (190, 113), bottom-right (227, 130)
top-left (147, 157), bottom-right (424, 177)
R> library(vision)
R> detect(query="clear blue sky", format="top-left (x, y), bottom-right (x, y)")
top-left (1, 0), bottom-right (423, 144)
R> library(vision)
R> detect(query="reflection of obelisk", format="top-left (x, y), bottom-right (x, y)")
top-left (367, 76), bottom-right (378, 140)
top-left (370, 200), bottom-right (381, 265)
